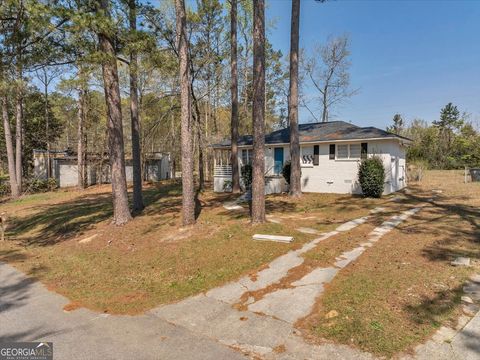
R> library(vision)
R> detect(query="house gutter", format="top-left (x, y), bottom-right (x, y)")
top-left (211, 136), bottom-right (412, 149)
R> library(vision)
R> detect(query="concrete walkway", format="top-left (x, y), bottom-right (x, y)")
top-left (1, 204), bottom-right (479, 359)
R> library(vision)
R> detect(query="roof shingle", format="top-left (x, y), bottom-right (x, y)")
top-left (211, 121), bottom-right (411, 148)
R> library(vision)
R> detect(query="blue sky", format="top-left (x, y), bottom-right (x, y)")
top-left (266, 0), bottom-right (480, 129)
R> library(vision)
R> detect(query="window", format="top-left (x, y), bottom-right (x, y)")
top-left (313, 145), bottom-right (319, 165)
top-left (337, 144), bottom-right (349, 159)
top-left (336, 143), bottom-right (362, 160)
top-left (241, 149), bottom-right (252, 165)
top-left (301, 146), bottom-right (314, 166)
top-left (350, 144), bottom-right (361, 158)
top-left (329, 144), bottom-right (335, 160)
top-left (361, 143), bottom-right (368, 159)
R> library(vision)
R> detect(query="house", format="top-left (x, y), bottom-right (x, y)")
top-left (33, 150), bottom-right (171, 188)
top-left (211, 121), bottom-right (412, 195)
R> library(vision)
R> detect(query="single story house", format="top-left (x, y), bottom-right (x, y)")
top-left (211, 121), bottom-right (412, 195)
top-left (33, 150), bottom-right (171, 188)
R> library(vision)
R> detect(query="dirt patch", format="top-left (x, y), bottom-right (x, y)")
top-left (63, 301), bottom-right (82, 312)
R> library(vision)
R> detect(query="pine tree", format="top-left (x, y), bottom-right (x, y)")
top-left (176, 0), bottom-right (196, 225)
top-left (387, 113), bottom-right (404, 135)
top-left (230, 0), bottom-right (241, 193)
top-left (288, 0), bottom-right (301, 197)
top-left (433, 103), bottom-right (463, 161)
top-left (128, 0), bottom-right (144, 212)
top-left (251, 0), bottom-right (266, 223)
top-left (96, 0), bottom-right (132, 225)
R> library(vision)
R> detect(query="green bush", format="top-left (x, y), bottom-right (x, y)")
top-left (223, 179), bottom-right (232, 192)
top-left (282, 161), bottom-right (291, 185)
top-left (25, 178), bottom-right (58, 193)
top-left (0, 181), bottom-right (9, 197)
top-left (358, 156), bottom-right (385, 198)
top-left (241, 164), bottom-right (252, 190)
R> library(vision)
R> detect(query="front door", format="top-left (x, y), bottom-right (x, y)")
top-left (274, 147), bottom-right (284, 175)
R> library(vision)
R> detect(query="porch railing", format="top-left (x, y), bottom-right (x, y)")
top-left (214, 165), bottom-right (232, 177)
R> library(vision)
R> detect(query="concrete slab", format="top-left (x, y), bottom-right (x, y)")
top-left (223, 201), bottom-right (244, 211)
top-left (370, 207), bottom-right (386, 214)
top-left (205, 281), bottom-right (248, 304)
top-left (253, 234), bottom-right (294, 243)
top-left (451, 310), bottom-right (480, 360)
top-left (334, 258), bottom-right (352, 269)
top-left (291, 267), bottom-right (338, 286)
top-left (336, 216), bottom-right (369, 232)
top-left (452, 257), bottom-right (471, 267)
top-left (296, 227), bottom-right (319, 235)
top-left (247, 284), bottom-right (324, 323)
top-left (152, 294), bottom-right (295, 350)
top-left (239, 252), bottom-right (305, 292)
top-left (340, 246), bottom-right (366, 262)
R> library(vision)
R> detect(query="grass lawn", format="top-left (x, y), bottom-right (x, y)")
top-left (299, 170), bottom-right (480, 357)
top-left (1, 171), bottom-right (477, 358)
top-left (0, 179), bottom-right (382, 314)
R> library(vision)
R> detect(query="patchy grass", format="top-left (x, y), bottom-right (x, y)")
top-left (0, 180), bottom-right (381, 314)
top-left (300, 170), bottom-right (480, 357)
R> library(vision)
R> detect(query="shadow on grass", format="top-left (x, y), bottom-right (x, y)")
top-left (6, 182), bottom-right (181, 247)
top-left (405, 285), bottom-right (463, 327)
top-left (400, 188), bottom-right (480, 262)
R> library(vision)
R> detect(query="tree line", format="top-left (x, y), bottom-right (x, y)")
top-left (1, 0), bottom-right (338, 226)
top-left (387, 103), bottom-right (480, 170)
top-left (5, 0), bottom-right (472, 229)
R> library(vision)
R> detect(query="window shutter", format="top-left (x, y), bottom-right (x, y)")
top-left (361, 143), bottom-right (368, 159)
top-left (313, 145), bottom-right (319, 165)
top-left (329, 144), bottom-right (335, 160)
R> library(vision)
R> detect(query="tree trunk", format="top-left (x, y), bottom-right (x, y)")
top-left (43, 73), bottom-right (51, 179)
top-left (288, 0), bottom-right (301, 197)
top-left (2, 93), bottom-right (19, 198)
top-left (77, 87), bottom-right (85, 189)
top-left (176, 0), bottom-right (195, 226)
top-left (322, 86), bottom-right (328, 122)
top-left (230, 0), bottom-right (240, 193)
top-left (191, 84), bottom-right (204, 191)
top-left (15, 63), bottom-right (23, 194)
top-left (129, 0), bottom-right (144, 212)
top-left (251, 0), bottom-right (266, 223)
top-left (97, 0), bottom-right (132, 225)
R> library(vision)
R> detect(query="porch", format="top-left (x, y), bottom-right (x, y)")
top-left (213, 148), bottom-right (288, 194)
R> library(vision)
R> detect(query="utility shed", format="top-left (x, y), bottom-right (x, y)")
top-left (33, 150), bottom-right (171, 188)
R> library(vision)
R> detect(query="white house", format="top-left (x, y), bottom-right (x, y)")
top-left (212, 121), bottom-right (412, 195)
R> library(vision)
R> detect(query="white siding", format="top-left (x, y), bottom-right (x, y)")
top-left (297, 140), bottom-right (406, 195)
top-left (213, 139), bottom-right (407, 195)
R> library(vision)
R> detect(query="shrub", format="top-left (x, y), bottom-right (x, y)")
top-left (0, 181), bottom-right (9, 197)
top-left (223, 179), bottom-right (232, 192)
top-left (25, 178), bottom-right (58, 193)
top-left (241, 164), bottom-right (252, 190)
top-left (282, 161), bottom-right (291, 185)
top-left (407, 160), bottom-right (428, 182)
top-left (358, 156), bottom-right (385, 198)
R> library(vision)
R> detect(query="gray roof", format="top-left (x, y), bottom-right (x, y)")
top-left (211, 121), bottom-right (412, 148)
